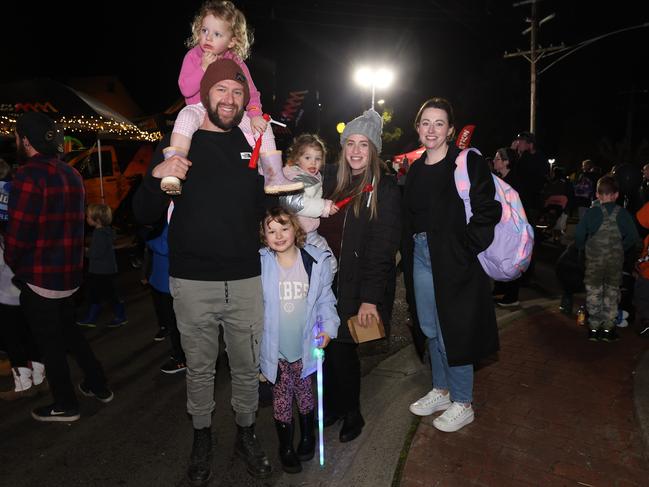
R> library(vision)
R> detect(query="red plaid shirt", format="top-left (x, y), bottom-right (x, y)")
top-left (4, 154), bottom-right (85, 291)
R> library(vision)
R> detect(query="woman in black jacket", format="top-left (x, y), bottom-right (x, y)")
top-left (318, 109), bottom-right (401, 443)
top-left (402, 98), bottom-right (501, 432)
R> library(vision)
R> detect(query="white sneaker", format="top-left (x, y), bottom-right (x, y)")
top-left (616, 319), bottom-right (629, 328)
top-left (409, 389), bottom-right (451, 416)
top-left (433, 402), bottom-right (474, 432)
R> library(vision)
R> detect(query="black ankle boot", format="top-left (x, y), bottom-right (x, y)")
top-left (339, 410), bottom-right (365, 443)
top-left (274, 419), bottom-right (302, 473)
top-left (296, 411), bottom-right (315, 461)
top-left (235, 424), bottom-right (272, 478)
top-left (187, 427), bottom-right (212, 486)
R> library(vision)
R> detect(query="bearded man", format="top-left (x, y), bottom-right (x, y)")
top-left (133, 59), bottom-right (273, 485)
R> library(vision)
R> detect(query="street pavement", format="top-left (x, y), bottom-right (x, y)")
top-left (2, 227), bottom-right (649, 486)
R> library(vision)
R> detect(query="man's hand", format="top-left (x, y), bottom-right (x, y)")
top-left (357, 302), bottom-right (379, 328)
top-left (152, 155), bottom-right (192, 181)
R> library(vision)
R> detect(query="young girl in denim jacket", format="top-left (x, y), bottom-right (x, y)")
top-left (259, 207), bottom-right (339, 474)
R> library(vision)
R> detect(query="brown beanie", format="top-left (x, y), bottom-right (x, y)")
top-left (200, 59), bottom-right (250, 109)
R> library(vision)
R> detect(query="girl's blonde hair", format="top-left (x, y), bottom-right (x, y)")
top-left (260, 207), bottom-right (306, 249)
top-left (285, 134), bottom-right (327, 167)
top-left (186, 0), bottom-right (253, 60)
top-left (87, 204), bottom-right (112, 227)
top-left (331, 140), bottom-right (383, 220)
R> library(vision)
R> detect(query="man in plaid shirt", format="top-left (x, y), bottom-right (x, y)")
top-left (4, 112), bottom-right (112, 422)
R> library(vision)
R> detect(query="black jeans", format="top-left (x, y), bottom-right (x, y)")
top-left (0, 303), bottom-right (40, 368)
top-left (323, 340), bottom-right (360, 416)
top-left (150, 288), bottom-right (185, 362)
top-left (20, 286), bottom-right (107, 409)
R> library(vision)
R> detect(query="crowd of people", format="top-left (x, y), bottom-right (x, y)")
top-left (2, 1), bottom-right (649, 486)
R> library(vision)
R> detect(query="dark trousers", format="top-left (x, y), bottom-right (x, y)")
top-left (87, 273), bottom-right (120, 306)
top-left (20, 286), bottom-right (107, 409)
top-left (0, 303), bottom-right (40, 368)
top-left (494, 278), bottom-right (521, 301)
top-left (323, 340), bottom-right (360, 416)
top-left (150, 288), bottom-right (185, 361)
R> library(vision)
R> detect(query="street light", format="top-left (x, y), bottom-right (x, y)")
top-left (354, 66), bottom-right (394, 110)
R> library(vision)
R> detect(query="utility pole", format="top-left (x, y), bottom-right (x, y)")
top-left (505, 1), bottom-right (648, 134)
top-left (504, 0), bottom-right (562, 133)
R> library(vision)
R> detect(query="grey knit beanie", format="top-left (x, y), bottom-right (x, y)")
top-left (340, 109), bottom-right (383, 152)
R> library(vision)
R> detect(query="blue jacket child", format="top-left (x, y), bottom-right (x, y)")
top-left (259, 206), bottom-right (340, 472)
top-left (259, 244), bottom-right (339, 383)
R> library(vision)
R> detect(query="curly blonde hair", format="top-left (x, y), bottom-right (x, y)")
top-left (286, 133), bottom-right (327, 167)
top-left (185, 0), bottom-right (253, 60)
top-left (260, 207), bottom-right (306, 249)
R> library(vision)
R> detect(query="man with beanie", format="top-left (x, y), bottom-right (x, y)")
top-left (133, 59), bottom-right (272, 484)
top-left (4, 112), bottom-right (112, 422)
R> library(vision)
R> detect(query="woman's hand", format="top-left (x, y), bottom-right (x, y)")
top-left (357, 302), bottom-right (379, 328)
top-left (316, 332), bottom-right (331, 348)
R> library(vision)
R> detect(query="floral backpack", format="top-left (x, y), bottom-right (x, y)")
top-left (454, 148), bottom-right (534, 281)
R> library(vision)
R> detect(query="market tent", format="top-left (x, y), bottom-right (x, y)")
top-left (0, 78), bottom-right (159, 203)
top-left (0, 77), bottom-right (158, 140)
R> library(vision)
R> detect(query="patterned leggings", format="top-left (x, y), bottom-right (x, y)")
top-left (272, 359), bottom-right (314, 423)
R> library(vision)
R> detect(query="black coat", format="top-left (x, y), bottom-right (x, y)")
top-left (320, 169), bottom-right (402, 343)
top-left (402, 146), bottom-right (501, 366)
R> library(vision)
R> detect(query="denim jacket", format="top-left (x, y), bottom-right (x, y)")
top-left (259, 244), bottom-right (339, 384)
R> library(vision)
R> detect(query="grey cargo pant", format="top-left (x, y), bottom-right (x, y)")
top-left (170, 276), bottom-right (263, 429)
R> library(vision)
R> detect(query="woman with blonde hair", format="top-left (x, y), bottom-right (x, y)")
top-left (318, 109), bottom-right (401, 443)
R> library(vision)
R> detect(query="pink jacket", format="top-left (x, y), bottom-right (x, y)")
top-left (178, 46), bottom-right (262, 117)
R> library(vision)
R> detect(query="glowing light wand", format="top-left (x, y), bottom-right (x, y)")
top-left (314, 316), bottom-right (325, 466)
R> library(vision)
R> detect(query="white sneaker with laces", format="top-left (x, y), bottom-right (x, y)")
top-left (433, 402), bottom-right (474, 432)
top-left (409, 388), bottom-right (451, 416)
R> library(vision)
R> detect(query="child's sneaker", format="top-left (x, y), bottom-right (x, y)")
top-left (78, 382), bottom-right (114, 403)
top-left (409, 388), bottom-right (451, 416)
top-left (600, 328), bottom-right (619, 342)
top-left (587, 328), bottom-right (600, 341)
top-left (432, 402), bottom-right (474, 432)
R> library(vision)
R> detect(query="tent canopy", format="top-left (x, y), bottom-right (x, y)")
top-left (0, 78), bottom-right (159, 141)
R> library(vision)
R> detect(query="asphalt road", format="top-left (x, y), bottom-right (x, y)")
top-left (0, 233), bottom-right (565, 487)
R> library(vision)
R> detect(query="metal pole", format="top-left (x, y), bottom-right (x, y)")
top-left (529, 0), bottom-right (538, 133)
top-left (97, 137), bottom-right (105, 204)
top-left (371, 82), bottom-right (376, 111)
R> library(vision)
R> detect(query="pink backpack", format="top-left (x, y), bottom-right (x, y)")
top-left (454, 148), bottom-right (534, 281)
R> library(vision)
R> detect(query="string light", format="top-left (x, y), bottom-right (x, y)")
top-left (0, 114), bottom-right (161, 142)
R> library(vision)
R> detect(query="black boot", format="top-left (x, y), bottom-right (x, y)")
top-left (235, 424), bottom-right (272, 478)
top-left (274, 419), bottom-right (302, 473)
top-left (187, 427), bottom-right (212, 486)
top-left (339, 410), bottom-right (365, 443)
top-left (296, 411), bottom-right (315, 461)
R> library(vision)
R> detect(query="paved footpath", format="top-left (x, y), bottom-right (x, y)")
top-left (401, 306), bottom-right (649, 487)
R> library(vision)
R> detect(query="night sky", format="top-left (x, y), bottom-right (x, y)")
top-left (3, 0), bottom-right (648, 171)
